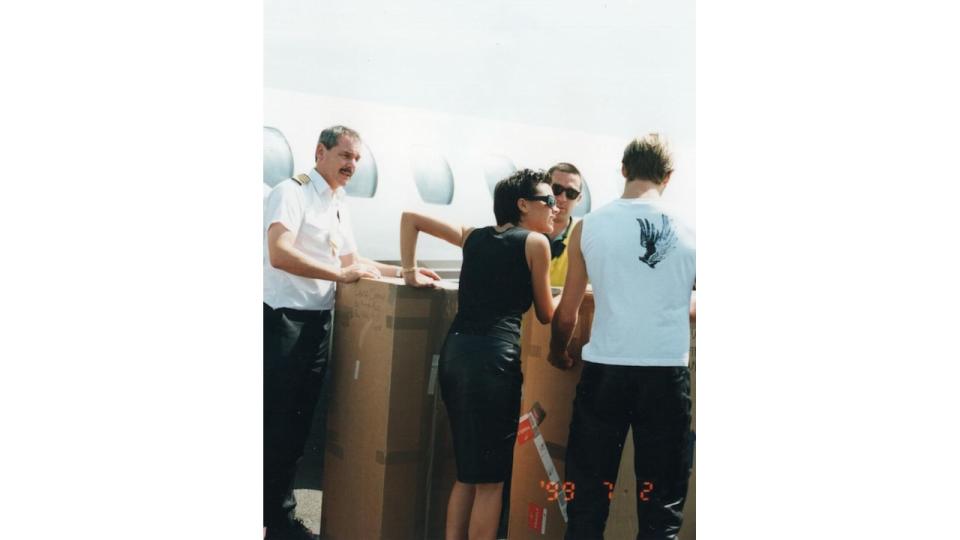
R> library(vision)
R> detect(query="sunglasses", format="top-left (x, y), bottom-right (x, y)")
top-left (525, 194), bottom-right (557, 208)
top-left (551, 183), bottom-right (582, 199)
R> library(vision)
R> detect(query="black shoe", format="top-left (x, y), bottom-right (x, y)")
top-left (265, 518), bottom-right (317, 540)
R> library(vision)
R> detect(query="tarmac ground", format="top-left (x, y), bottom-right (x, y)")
top-left (289, 369), bottom-right (331, 537)
top-left (292, 488), bottom-right (322, 536)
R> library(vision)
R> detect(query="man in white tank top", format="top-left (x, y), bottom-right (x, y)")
top-left (548, 134), bottom-right (695, 539)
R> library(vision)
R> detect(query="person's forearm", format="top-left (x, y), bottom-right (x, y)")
top-left (550, 309), bottom-right (578, 356)
top-left (270, 246), bottom-right (343, 282)
top-left (359, 256), bottom-right (399, 277)
top-left (400, 212), bottom-right (420, 271)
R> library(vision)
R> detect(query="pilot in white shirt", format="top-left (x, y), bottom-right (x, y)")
top-left (262, 125), bottom-right (439, 539)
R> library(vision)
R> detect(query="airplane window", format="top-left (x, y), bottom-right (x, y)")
top-left (483, 155), bottom-right (517, 197)
top-left (572, 177), bottom-right (592, 217)
top-left (345, 141), bottom-right (378, 198)
top-left (411, 146), bottom-right (454, 205)
top-left (263, 126), bottom-right (294, 188)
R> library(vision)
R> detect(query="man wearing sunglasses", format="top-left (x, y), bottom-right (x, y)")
top-left (545, 162), bottom-right (584, 286)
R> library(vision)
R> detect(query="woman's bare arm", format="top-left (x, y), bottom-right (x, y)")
top-left (400, 211), bottom-right (473, 288)
top-left (526, 232), bottom-right (556, 324)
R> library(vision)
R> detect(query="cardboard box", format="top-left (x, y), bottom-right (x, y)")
top-left (425, 389), bottom-right (457, 540)
top-left (505, 294), bottom-right (593, 539)
top-left (343, 280), bottom-right (696, 540)
top-left (507, 298), bottom-right (696, 540)
top-left (320, 277), bottom-right (458, 540)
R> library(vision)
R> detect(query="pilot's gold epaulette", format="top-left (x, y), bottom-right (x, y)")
top-left (291, 173), bottom-right (311, 186)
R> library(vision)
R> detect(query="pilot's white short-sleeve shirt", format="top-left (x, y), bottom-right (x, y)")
top-left (263, 168), bottom-right (357, 310)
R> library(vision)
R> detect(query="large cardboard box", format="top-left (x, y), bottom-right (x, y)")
top-left (425, 386), bottom-right (457, 540)
top-left (320, 277), bottom-right (458, 540)
top-left (506, 294), bottom-right (593, 539)
top-left (350, 280), bottom-right (696, 540)
top-left (507, 298), bottom-right (696, 540)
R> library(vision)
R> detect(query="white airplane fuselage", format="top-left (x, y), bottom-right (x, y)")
top-left (264, 88), bottom-right (694, 268)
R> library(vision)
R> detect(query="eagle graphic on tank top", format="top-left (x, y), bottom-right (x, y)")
top-left (636, 215), bottom-right (677, 268)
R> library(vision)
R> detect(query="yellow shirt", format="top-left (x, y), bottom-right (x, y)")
top-left (548, 218), bottom-right (579, 287)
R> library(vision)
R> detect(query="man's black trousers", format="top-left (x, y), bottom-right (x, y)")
top-left (564, 362), bottom-right (694, 540)
top-left (263, 304), bottom-right (331, 528)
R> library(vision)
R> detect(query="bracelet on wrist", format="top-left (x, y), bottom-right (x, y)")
top-left (401, 266), bottom-right (418, 275)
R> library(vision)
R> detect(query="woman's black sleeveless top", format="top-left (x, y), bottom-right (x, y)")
top-left (448, 226), bottom-right (533, 346)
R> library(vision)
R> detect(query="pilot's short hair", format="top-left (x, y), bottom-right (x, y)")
top-left (317, 125), bottom-right (362, 150)
top-left (547, 162), bottom-right (582, 181)
top-left (622, 133), bottom-right (673, 184)
top-left (493, 168), bottom-right (551, 226)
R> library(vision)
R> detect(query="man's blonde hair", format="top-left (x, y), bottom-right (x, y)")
top-left (622, 133), bottom-right (673, 184)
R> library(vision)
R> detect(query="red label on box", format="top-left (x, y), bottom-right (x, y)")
top-left (528, 502), bottom-right (544, 532)
top-left (517, 415), bottom-right (533, 445)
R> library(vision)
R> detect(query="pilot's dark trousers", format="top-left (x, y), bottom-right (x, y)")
top-left (263, 304), bottom-right (331, 529)
top-left (564, 363), bottom-right (694, 540)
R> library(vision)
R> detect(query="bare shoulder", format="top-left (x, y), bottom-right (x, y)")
top-left (525, 231), bottom-right (550, 252)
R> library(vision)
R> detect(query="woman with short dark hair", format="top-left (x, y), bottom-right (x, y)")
top-left (400, 168), bottom-right (559, 540)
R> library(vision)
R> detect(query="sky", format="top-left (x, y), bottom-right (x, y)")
top-left (264, 0), bottom-right (695, 146)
